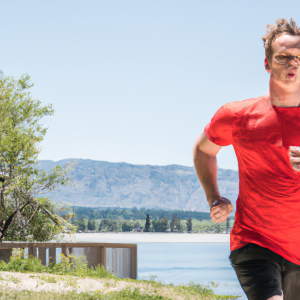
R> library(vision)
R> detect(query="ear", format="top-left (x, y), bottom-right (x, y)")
top-left (265, 57), bottom-right (271, 73)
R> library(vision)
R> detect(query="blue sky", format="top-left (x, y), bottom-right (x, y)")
top-left (0, 1), bottom-right (298, 169)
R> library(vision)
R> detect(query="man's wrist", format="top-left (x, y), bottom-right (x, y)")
top-left (212, 200), bottom-right (220, 207)
top-left (208, 196), bottom-right (221, 209)
top-left (209, 197), bottom-right (232, 210)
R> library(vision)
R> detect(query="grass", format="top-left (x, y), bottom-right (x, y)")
top-left (0, 288), bottom-right (168, 300)
top-left (0, 249), bottom-right (241, 299)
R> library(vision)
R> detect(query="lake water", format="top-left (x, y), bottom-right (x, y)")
top-left (138, 243), bottom-right (245, 299)
top-left (69, 233), bottom-right (246, 299)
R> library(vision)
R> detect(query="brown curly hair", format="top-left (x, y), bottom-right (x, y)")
top-left (262, 18), bottom-right (300, 61)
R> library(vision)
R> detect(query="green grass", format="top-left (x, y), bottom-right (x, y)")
top-left (0, 288), bottom-right (168, 300)
top-left (0, 250), bottom-right (241, 299)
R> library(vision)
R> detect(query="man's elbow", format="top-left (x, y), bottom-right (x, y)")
top-left (193, 133), bottom-right (221, 158)
top-left (193, 143), bottom-right (212, 164)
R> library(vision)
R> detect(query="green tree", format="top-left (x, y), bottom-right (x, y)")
top-left (170, 214), bottom-right (177, 232)
top-left (100, 219), bottom-right (120, 232)
top-left (87, 219), bottom-right (96, 231)
top-left (161, 217), bottom-right (168, 232)
top-left (133, 220), bottom-right (140, 229)
top-left (151, 220), bottom-right (159, 232)
top-left (226, 218), bottom-right (229, 233)
top-left (152, 217), bottom-right (169, 232)
top-left (187, 218), bottom-right (192, 232)
top-left (122, 221), bottom-right (133, 232)
top-left (0, 72), bottom-right (75, 242)
top-left (75, 219), bottom-right (86, 232)
top-left (214, 223), bottom-right (222, 233)
top-left (175, 216), bottom-right (181, 232)
top-left (144, 214), bottom-right (151, 232)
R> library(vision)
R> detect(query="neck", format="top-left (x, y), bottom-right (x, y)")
top-left (270, 77), bottom-right (300, 107)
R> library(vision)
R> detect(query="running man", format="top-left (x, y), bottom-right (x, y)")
top-left (193, 18), bottom-right (300, 300)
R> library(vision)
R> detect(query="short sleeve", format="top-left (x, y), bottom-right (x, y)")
top-left (204, 104), bottom-right (235, 146)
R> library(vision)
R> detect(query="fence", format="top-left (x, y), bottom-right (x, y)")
top-left (0, 242), bottom-right (137, 279)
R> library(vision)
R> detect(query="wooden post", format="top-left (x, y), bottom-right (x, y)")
top-left (130, 246), bottom-right (137, 279)
top-left (20, 248), bottom-right (25, 259)
top-left (61, 247), bottom-right (67, 257)
top-left (0, 249), bottom-right (12, 263)
top-left (100, 247), bottom-right (106, 269)
top-left (28, 247), bottom-right (37, 257)
top-left (49, 247), bottom-right (56, 264)
top-left (68, 247), bottom-right (73, 264)
top-left (38, 247), bottom-right (46, 265)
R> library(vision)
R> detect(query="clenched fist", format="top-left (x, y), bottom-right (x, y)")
top-left (290, 146), bottom-right (300, 172)
top-left (210, 197), bottom-right (234, 223)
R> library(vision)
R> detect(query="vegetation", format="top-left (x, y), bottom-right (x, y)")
top-left (71, 207), bottom-right (235, 233)
top-left (71, 207), bottom-right (212, 222)
top-left (170, 214), bottom-right (181, 232)
top-left (73, 210), bottom-right (234, 233)
top-left (0, 251), bottom-right (240, 299)
top-left (0, 289), bottom-right (168, 300)
top-left (152, 217), bottom-right (169, 232)
top-left (144, 214), bottom-right (151, 232)
top-left (187, 218), bottom-right (192, 232)
top-left (0, 72), bottom-right (75, 242)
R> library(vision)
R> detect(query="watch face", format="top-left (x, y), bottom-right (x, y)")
top-left (212, 200), bottom-right (220, 207)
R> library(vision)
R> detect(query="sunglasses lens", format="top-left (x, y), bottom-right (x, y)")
top-left (275, 55), bottom-right (290, 64)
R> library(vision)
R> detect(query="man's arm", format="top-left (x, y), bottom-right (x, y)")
top-left (193, 132), bottom-right (233, 223)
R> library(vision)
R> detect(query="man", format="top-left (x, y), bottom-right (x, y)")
top-left (193, 18), bottom-right (300, 300)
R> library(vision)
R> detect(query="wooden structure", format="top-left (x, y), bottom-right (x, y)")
top-left (0, 242), bottom-right (137, 279)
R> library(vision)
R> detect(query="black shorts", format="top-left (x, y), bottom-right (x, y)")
top-left (229, 243), bottom-right (300, 300)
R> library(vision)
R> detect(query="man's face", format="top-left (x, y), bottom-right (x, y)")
top-left (266, 35), bottom-right (300, 91)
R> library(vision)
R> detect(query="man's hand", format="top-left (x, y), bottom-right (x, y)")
top-left (290, 146), bottom-right (300, 172)
top-left (210, 197), bottom-right (234, 223)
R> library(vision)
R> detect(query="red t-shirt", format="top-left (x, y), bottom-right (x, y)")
top-left (205, 94), bottom-right (300, 265)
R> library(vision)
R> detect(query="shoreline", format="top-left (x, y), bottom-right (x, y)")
top-left (68, 233), bottom-right (230, 243)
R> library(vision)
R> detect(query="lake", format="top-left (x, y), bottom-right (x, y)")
top-left (138, 243), bottom-right (244, 299)
top-left (70, 233), bottom-right (246, 299)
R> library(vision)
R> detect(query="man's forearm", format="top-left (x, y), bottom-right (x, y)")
top-left (193, 148), bottom-right (220, 209)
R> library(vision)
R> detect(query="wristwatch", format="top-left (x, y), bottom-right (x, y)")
top-left (212, 200), bottom-right (220, 207)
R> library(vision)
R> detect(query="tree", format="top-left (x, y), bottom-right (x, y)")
top-left (0, 72), bottom-right (75, 242)
top-left (170, 214), bottom-right (177, 232)
top-left (175, 216), bottom-right (181, 232)
top-left (100, 219), bottom-right (120, 232)
top-left (122, 221), bottom-right (133, 232)
top-left (160, 217), bottom-right (168, 232)
top-left (133, 220), bottom-right (140, 229)
top-left (144, 214), bottom-right (151, 232)
top-left (226, 218), bottom-right (230, 233)
top-left (152, 217), bottom-right (169, 232)
top-left (151, 220), bottom-right (159, 232)
top-left (187, 218), bottom-right (192, 232)
top-left (88, 219), bottom-right (96, 231)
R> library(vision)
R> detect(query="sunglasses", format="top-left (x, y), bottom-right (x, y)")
top-left (274, 55), bottom-right (300, 65)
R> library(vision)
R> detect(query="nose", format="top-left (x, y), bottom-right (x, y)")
top-left (288, 58), bottom-right (299, 67)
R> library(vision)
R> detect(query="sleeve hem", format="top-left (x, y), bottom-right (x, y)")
top-left (204, 123), bottom-right (231, 147)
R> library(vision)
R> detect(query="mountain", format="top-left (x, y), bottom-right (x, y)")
top-left (39, 159), bottom-right (239, 212)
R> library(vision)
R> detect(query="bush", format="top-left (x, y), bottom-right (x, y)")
top-left (0, 249), bottom-right (116, 279)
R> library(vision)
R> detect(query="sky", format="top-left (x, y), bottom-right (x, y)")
top-left (0, 1), bottom-right (299, 169)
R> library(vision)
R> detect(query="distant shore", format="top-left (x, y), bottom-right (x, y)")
top-left (67, 233), bottom-right (230, 243)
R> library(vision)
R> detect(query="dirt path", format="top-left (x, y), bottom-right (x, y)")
top-left (0, 271), bottom-right (183, 299)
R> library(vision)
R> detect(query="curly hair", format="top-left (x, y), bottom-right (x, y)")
top-left (262, 18), bottom-right (300, 60)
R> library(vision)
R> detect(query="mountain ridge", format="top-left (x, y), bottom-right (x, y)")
top-left (39, 159), bottom-right (239, 212)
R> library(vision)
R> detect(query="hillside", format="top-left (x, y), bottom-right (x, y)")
top-left (39, 159), bottom-right (239, 212)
